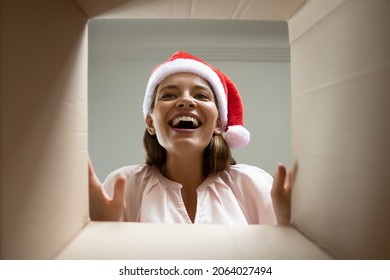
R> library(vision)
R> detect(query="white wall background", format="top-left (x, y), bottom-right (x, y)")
top-left (88, 19), bottom-right (290, 181)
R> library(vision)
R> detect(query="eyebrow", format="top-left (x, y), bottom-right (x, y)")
top-left (158, 85), bottom-right (179, 92)
top-left (158, 84), bottom-right (213, 92)
top-left (193, 85), bottom-right (213, 92)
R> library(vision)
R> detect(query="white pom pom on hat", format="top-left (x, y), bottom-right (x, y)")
top-left (143, 51), bottom-right (250, 148)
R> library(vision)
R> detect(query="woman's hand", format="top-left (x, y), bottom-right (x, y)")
top-left (88, 157), bottom-right (126, 221)
top-left (271, 163), bottom-right (297, 225)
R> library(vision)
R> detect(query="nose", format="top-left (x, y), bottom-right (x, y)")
top-left (176, 96), bottom-right (196, 109)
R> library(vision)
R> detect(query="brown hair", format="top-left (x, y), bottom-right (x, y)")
top-left (143, 131), bottom-right (235, 174)
top-left (143, 83), bottom-right (236, 175)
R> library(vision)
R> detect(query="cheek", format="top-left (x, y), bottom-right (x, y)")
top-left (207, 106), bottom-right (220, 125)
top-left (152, 116), bottom-right (166, 134)
top-left (151, 105), bottom-right (169, 126)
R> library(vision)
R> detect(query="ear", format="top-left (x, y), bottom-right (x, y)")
top-left (214, 118), bottom-right (223, 135)
top-left (145, 115), bottom-right (155, 135)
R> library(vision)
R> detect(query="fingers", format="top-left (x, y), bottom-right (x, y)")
top-left (88, 156), bottom-right (99, 180)
top-left (88, 156), bottom-right (102, 192)
top-left (272, 163), bottom-right (287, 194)
top-left (285, 171), bottom-right (293, 193)
top-left (285, 162), bottom-right (298, 191)
top-left (272, 162), bottom-right (296, 225)
top-left (112, 175), bottom-right (126, 205)
top-left (277, 163), bottom-right (287, 177)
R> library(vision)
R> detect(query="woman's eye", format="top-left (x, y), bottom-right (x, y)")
top-left (160, 93), bottom-right (176, 100)
top-left (195, 93), bottom-right (210, 100)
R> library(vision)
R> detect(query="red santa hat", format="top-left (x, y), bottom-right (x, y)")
top-left (143, 51), bottom-right (250, 148)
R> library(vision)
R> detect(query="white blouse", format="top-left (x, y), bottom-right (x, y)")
top-left (103, 164), bottom-right (277, 225)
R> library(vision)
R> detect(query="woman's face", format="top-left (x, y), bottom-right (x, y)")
top-left (146, 72), bottom-right (222, 155)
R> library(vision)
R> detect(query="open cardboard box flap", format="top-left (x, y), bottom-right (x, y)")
top-left (56, 223), bottom-right (330, 259)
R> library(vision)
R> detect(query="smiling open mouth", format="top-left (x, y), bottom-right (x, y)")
top-left (170, 116), bottom-right (202, 129)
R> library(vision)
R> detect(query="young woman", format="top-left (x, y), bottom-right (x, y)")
top-left (89, 51), bottom-right (293, 225)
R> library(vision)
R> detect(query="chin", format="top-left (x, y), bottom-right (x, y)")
top-left (170, 138), bottom-right (209, 152)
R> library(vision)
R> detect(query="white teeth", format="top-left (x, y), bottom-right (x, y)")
top-left (171, 116), bottom-right (199, 128)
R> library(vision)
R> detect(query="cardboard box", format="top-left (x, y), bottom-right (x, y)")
top-left (1, 0), bottom-right (389, 259)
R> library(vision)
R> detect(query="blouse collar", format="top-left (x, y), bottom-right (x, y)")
top-left (150, 165), bottom-right (220, 192)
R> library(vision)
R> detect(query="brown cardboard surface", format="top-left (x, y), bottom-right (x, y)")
top-left (75, 0), bottom-right (132, 18)
top-left (291, 155), bottom-right (390, 259)
top-left (288, 0), bottom-right (347, 43)
top-left (292, 69), bottom-right (389, 163)
top-left (289, 0), bottom-right (390, 259)
top-left (291, 70), bottom-right (390, 259)
top-left (3, 0), bottom-right (389, 260)
top-left (77, 0), bottom-right (306, 20)
top-left (226, 225), bottom-right (331, 259)
top-left (1, 0), bottom-right (89, 259)
top-left (0, 0), bottom-right (3, 259)
top-left (290, 0), bottom-right (390, 97)
top-left (56, 222), bottom-right (330, 259)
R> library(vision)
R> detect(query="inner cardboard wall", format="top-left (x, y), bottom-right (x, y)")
top-left (2, 0), bottom-right (389, 260)
top-left (289, 0), bottom-right (390, 259)
top-left (1, 0), bottom-right (89, 259)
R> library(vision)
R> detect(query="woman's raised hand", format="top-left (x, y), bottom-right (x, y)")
top-left (88, 157), bottom-right (126, 221)
top-left (271, 163), bottom-right (297, 225)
